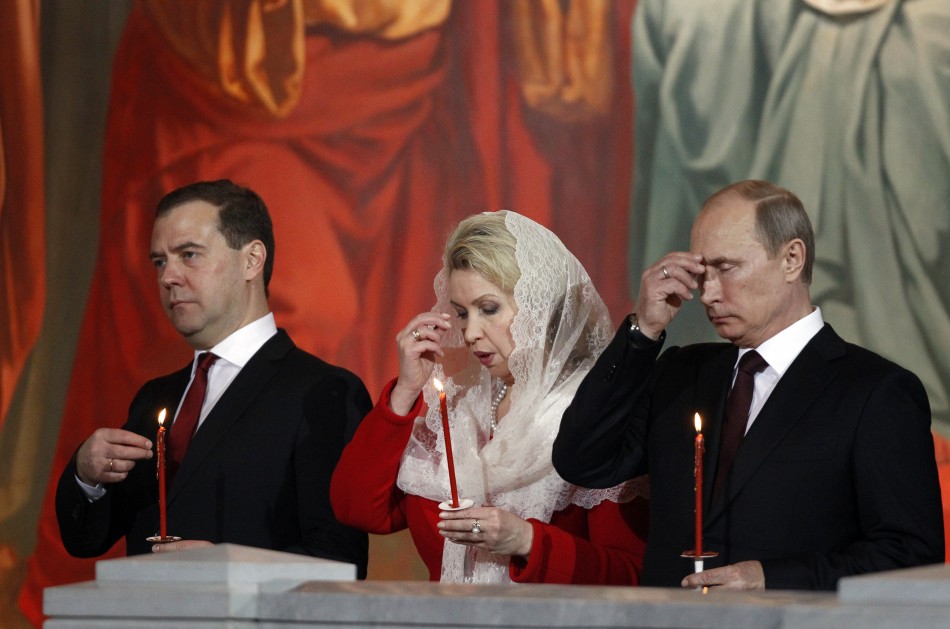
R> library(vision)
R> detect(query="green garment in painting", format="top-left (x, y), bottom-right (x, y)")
top-left (631, 0), bottom-right (950, 431)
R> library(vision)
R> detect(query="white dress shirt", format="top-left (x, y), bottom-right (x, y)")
top-left (735, 307), bottom-right (824, 434)
top-left (78, 313), bottom-right (278, 499)
top-left (175, 312), bottom-right (278, 432)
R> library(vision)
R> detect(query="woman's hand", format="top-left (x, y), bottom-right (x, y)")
top-left (438, 506), bottom-right (534, 559)
top-left (389, 312), bottom-right (452, 415)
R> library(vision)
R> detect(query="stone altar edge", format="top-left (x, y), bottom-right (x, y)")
top-left (43, 580), bottom-right (262, 620)
top-left (837, 562), bottom-right (950, 605)
top-left (94, 543), bottom-right (355, 584)
top-left (259, 581), bottom-right (833, 628)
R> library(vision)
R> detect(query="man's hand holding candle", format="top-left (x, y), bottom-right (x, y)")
top-left (151, 540), bottom-right (213, 554)
top-left (75, 428), bottom-right (153, 486)
top-left (681, 560), bottom-right (764, 590)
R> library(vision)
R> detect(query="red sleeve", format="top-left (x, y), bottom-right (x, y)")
top-left (509, 496), bottom-right (649, 585)
top-left (330, 378), bottom-right (425, 534)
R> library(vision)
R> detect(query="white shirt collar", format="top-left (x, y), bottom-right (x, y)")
top-left (739, 307), bottom-right (824, 376)
top-left (198, 312), bottom-right (278, 370)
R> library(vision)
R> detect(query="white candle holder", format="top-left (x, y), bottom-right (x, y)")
top-left (438, 498), bottom-right (474, 511)
top-left (146, 535), bottom-right (182, 543)
top-left (681, 549), bottom-right (719, 573)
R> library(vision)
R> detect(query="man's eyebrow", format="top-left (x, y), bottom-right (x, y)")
top-left (149, 241), bottom-right (206, 259)
top-left (704, 256), bottom-right (738, 266)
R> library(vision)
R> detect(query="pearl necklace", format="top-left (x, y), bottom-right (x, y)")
top-left (490, 381), bottom-right (509, 436)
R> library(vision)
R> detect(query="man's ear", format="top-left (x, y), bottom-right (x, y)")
top-left (244, 240), bottom-right (266, 282)
top-left (783, 238), bottom-right (806, 282)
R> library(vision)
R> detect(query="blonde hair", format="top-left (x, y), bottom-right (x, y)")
top-left (444, 211), bottom-right (520, 291)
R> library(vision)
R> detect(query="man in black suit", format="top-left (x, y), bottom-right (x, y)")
top-left (56, 180), bottom-right (371, 577)
top-left (553, 180), bottom-right (944, 590)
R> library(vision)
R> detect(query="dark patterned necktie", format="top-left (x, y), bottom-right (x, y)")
top-left (713, 350), bottom-right (768, 501)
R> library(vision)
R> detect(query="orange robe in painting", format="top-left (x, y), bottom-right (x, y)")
top-left (0, 0), bottom-right (44, 434)
top-left (20, 1), bottom-right (635, 623)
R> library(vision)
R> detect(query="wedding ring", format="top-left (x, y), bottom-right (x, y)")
top-left (662, 266), bottom-right (670, 279)
top-left (411, 329), bottom-right (422, 342)
top-left (471, 519), bottom-right (482, 534)
top-left (109, 459), bottom-right (114, 472)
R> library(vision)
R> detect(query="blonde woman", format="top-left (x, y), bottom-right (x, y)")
top-left (331, 211), bottom-right (647, 584)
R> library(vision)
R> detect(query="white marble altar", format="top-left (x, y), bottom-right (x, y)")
top-left (42, 545), bottom-right (950, 628)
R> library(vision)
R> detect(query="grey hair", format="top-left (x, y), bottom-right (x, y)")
top-left (705, 180), bottom-right (815, 284)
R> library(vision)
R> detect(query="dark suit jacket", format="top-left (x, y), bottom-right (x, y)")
top-left (553, 322), bottom-right (944, 590)
top-left (56, 329), bottom-right (372, 578)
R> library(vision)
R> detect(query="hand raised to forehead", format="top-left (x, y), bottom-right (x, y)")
top-left (390, 312), bottom-right (452, 415)
top-left (636, 253), bottom-right (705, 339)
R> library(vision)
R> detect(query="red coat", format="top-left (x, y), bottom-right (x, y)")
top-left (331, 380), bottom-right (648, 584)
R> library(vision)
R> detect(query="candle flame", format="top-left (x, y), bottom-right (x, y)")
top-left (433, 378), bottom-right (444, 392)
top-left (158, 408), bottom-right (167, 426)
top-left (694, 413), bottom-right (702, 433)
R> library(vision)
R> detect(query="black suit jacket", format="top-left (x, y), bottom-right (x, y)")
top-left (553, 322), bottom-right (944, 590)
top-left (56, 329), bottom-right (372, 578)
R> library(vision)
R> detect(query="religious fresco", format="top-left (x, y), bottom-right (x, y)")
top-left (630, 0), bottom-right (950, 435)
top-left (2, 2), bottom-right (634, 625)
top-left (2, 1), bottom-right (949, 626)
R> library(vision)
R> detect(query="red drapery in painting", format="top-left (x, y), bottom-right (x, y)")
top-left (19, 1), bottom-right (635, 624)
top-left (0, 1), bottom-right (45, 622)
top-left (16, 4), bottom-right (950, 625)
top-left (0, 0), bottom-right (45, 436)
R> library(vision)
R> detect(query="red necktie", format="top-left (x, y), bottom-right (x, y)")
top-left (167, 352), bottom-right (218, 474)
top-left (713, 350), bottom-right (768, 501)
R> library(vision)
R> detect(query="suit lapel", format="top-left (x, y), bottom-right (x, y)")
top-left (707, 325), bottom-right (845, 521)
top-left (169, 330), bottom-right (293, 501)
top-left (153, 368), bottom-right (192, 433)
top-left (695, 347), bottom-right (738, 515)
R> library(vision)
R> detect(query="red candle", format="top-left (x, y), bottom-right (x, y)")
top-left (694, 412), bottom-right (704, 557)
top-left (433, 378), bottom-right (460, 508)
top-left (157, 408), bottom-right (168, 540)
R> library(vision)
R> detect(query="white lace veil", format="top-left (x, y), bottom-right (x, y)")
top-left (396, 211), bottom-right (646, 583)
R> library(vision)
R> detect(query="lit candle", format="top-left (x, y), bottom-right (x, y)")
top-left (694, 412), bottom-right (704, 563)
top-left (433, 378), bottom-right (460, 508)
top-left (157, 408), bottom-right (168, 540)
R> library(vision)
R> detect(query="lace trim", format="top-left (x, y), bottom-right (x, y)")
top-left (396, 211), bottom-right (647, 583)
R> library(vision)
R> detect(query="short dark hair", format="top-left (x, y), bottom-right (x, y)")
top-left (705, 180), bottom-right (815, 284)
top-left (156, 179), bottom-right (275, 291)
